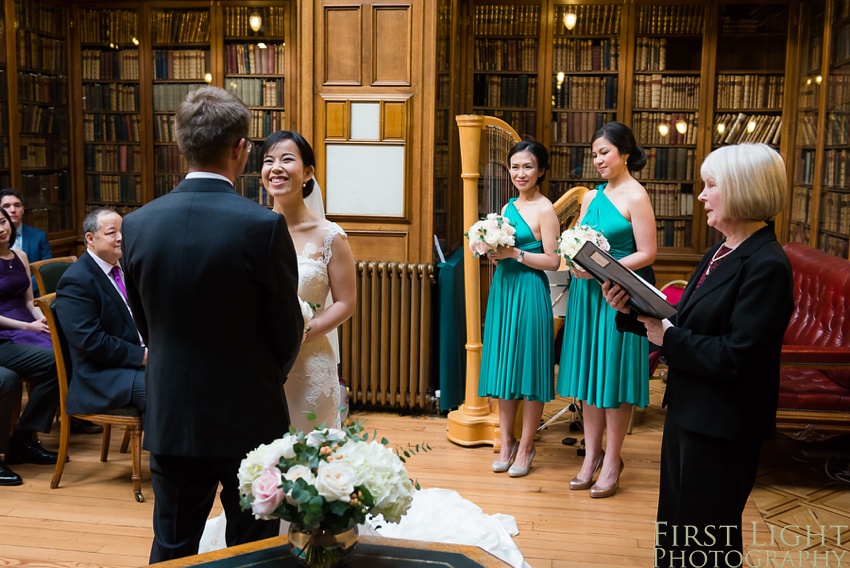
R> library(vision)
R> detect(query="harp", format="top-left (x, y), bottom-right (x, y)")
top-left (447, 114), bottom-right (521, 447)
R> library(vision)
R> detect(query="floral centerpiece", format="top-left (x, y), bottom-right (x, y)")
top-left (555, 224), bottom-right (610, 270)
top-left (466, 213), bottom-right (516, 257)
top-left (239, 421), bottom-right (422, 567)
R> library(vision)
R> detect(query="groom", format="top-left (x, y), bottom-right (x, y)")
top-left (122, 86), bottom-right (302, 562)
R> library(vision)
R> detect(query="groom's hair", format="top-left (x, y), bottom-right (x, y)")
top-left (261, 130), bottom-right (317, 198)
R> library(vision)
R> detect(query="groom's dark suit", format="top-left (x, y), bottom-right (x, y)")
top-left (122, 176), bottom-right (302, 561)
top-left (55, 251), bottom-right (145, 415)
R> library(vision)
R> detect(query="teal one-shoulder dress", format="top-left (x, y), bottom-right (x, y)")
top-left (557, 187), bottom-right (649, 408)
top-left (478, 198), bottom-right (555, 402)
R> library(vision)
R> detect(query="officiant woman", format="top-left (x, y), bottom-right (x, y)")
top-left (604, 142), bottom-right (793, 566)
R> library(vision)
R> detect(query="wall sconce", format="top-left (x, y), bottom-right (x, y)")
top-left (716, 122), bottom-right (726, 134)
top-left (675, 120), bottom-right (687, 134)
top-left (658, 123), bottom-right (670, 137)
top-left (249, 12), bottom-right (263, 32)
top-left (747, 120), bottom-right (757, 133)
top-left (204, 72), bottom-right (213, 84)
top-left (816, 75), bottom-right (823, 85)
top-left (257, 42), bottom-right (267, 49)
top-left (563, 10), bottom-right (577, 31)
top-left (556, 71), bottom-right (565, 88)
top-left (132, 37), bottom-right (139, 46)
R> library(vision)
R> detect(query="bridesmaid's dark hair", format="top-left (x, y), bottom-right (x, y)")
top-left (507, 140), bottom-right (550, 183)
top-left (260, 130), bottom-right (317, 198)
top-left (0, 206), bottom-right (16, 247)
top-left (591, 122), bottom-right (647, 172)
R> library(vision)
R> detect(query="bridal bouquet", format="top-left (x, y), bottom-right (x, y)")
top-left (555, 225), bottom-right (610, 269)
top-left (466, 213), bottom-right (516, 257)
top-left (239, 422), bottom-right (418, 531)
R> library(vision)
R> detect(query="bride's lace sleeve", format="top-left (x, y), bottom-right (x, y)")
top-left (321, 222), bottom-right (348, 266)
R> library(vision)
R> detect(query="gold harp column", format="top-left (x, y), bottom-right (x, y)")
top-left (446, 115), bottom-right (500, 446)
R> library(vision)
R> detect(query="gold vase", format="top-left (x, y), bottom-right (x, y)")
top-left (288, 522), bottom-right (359, 568)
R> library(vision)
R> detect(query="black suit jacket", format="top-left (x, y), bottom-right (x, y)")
top-left (662, 224), bottom-right (794, 441)
top-left (55, 251), bottom-right (145, 415)
top-left (121, 177), bottom-right (302, 459)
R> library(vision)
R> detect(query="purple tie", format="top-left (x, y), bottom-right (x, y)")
top-left (111, 265), bottom-right (127, 298)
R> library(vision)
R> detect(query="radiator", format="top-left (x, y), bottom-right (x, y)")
top-left (340, 262), bottom-right (435, 410)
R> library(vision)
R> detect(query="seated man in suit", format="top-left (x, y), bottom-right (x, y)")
top-left (0, 188), bottom-right (52, 296)
top-left (55, 208), bottom-right (146, 418)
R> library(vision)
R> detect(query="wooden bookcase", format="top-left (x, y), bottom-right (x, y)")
top-left (0, 0), bottom-right (9, 189)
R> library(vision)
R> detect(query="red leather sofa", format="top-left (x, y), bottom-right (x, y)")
top-left (777, 243), bottom-right (850, 441)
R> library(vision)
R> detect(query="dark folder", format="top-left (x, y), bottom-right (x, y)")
top-left (572, 241), bottom-right (678, 320)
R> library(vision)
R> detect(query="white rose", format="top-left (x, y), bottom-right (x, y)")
top-left (283, 464), bottom-right (316, 484)
top-left (262, 436), bottom-right (297, 468)
top-left (314, 460), bottom-right (355, 502)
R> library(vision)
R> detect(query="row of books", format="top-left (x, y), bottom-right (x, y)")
top-left (633, 75), bottom-right (700, 110)
top-left (552, 76), bottom-right (617, 110)
top-left (827, 111), bottom-right (850, 146)
top-left (820, 191), bottom-right (850, 234)
top-left (248, 110), bottom-right (285, 138)
top-left (549, 147), bottom-right (600, 181)
top-left (154, 174), bottom-right (184, 198)
top-left (16, 31), bottom-right (65, 75)
top-left (18, 73), bottom-right (66, 105)
top-left (225, 44), bottom-right (286, 75)
top-left (154, 115), bottom-right (175, 143)
top-left (81, 49), bottom-right (140, 81)
top-left (646, 183), bottom-right (694, 217)
top-left (636, 5), bottom-right (704, 35)
top-left (16, 1), bottom-right (64, 36)
top-left (83, 144), bottom-right (142, 174)
top-left (712, 113), bottom-right (782, 146)
top-left (798, 82), bottom-right (818, 110)
top-left (83, 113), bottom-right (141, 142)
top-left (85, 204), bottom-right (140, 217)
top-left (788, 221), bottom-right (810, 246)
top-left (0, 139), bottom-right (7, 169)
top-left (553, 38), bottom-right (618, 72)
top-left (827, 74), bottom-right (850, 106)
top-left (473, 75), bottom-right (537, 109)
top-left (797, 150), bottom-right (816, 186)
top-left (83, 84), bottom-right (138, 112)
top-left (223, 6), bottom-right (286, 38)
top-left (436, 76), bottom-right (450, 109)
top-left (227, 78), bottom-right (284, 108)
top-left (634, 38), bottom-right (670, 72)
top-left (832, 25), bottom-right (850, 65)
top-left (153, 49), bottom-right (211, 81)
top-left (551, 111), bottom-right (616, 145)
top-left (824, 149), bottom-right (850, 188)
top-left (819, 233), bottom-right (850, 259)
top-left (151, 10), bottom-right (210, 44)
top-left (153, 83), bottom-right (206, 112)
top-left (797, 114), bottom-right (818, 148)
top-left (235, 176), bottom-right (271, 206)
top-left (79, 9), bottom-right (138, 45)
top-left (632, 112), bottom-right (699, 146)
top-left (716, 75), bottom-right (784, 110)
top-left (18, 105), bottom-right (67, 136)
top-left (655, 219), bottom-right (692, 248)
top-left (155, 145), bottom-right (189, 174)
top-left (553, 5), bottom-right (621, 37)
top-left (549, 181), bottom-right (597, 201)
top-left (20, 137), bottom-right (69, 169)
top-left (437, 37), bottom-right (450, 73)
top-left (86, 174), bottom-right (141, 204)
top-left (632, 148), bottom-right (696, 183)
top-left (472, 5), bottom-right (540, 37)
top-left (474, 39), bottom-right (538, 72)
top-left (434, 145), bottom-right (449, 178)
top-left (476, 110), bottom-right (537, 140)
top-left (719, 17), bottom-right (760, 35)
top-left (791, 186), bottom-right (812, 223)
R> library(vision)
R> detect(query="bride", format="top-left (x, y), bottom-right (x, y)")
top-left (262, 130), bottom-right (356, 430)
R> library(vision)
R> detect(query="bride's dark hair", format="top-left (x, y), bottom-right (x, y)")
top-left (260, 130), bottom-right (317, 198)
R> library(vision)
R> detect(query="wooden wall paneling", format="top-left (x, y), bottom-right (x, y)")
top-left (346, 229), bottom-right (408, 261)
top-left (372, 5), bottom-right (411, 85)
top-left (326, 100), bottom-right (348, 138)
top-left (777, 0), bottom-right (803, 242)
top-left (383, 100), bottom-right (405, 140)
top-left (324, 4), bottom-right (362, 85)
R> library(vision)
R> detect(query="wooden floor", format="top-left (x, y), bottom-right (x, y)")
top-left (1, 388), bottom-right (848, 567)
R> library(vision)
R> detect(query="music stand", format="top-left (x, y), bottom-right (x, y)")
top-left (540, 269), bottom-right (583, 441)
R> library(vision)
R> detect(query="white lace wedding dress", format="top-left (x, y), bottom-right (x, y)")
top-left (284, 222), bottom-right (346, 431)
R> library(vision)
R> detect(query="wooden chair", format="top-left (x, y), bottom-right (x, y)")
top-left (34, 293), bottom-right (145, 502)
top-left (30, 256), bottom-right (78, 296)
top-left (627, 279), bottom-right (689, 434)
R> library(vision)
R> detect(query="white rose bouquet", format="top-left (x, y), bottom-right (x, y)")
top-left (466, 213), bottom-right (516, 257)
top-left (239, 422), bottom-right (424, 533)
top-left (555, 224), bottom-right (610, 269)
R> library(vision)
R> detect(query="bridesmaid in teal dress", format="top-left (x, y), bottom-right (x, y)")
top-left (478, 140), bottom-right (561, 478)
top-left (558, 122), bottom-right (657, 498)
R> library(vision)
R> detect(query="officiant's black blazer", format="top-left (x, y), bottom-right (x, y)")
top-left (661, 223), bottom-right (794, 441)
top-left (122, 177), bottom-right (302, 459)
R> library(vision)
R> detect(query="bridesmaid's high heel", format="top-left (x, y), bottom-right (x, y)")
top-left (569, 451), bottom-right (604, 491)
top-left (491, 440), bottom-right (519, 473)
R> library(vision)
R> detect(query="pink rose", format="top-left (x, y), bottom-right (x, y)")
top-left (251, 467), bottom-right (284, 519)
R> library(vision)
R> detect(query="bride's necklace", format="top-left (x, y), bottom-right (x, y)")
top-left (705, 245), bottom-right (734, 276)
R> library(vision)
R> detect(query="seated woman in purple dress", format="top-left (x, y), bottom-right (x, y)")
top-left (0, 207), bottom-right (51, 348)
